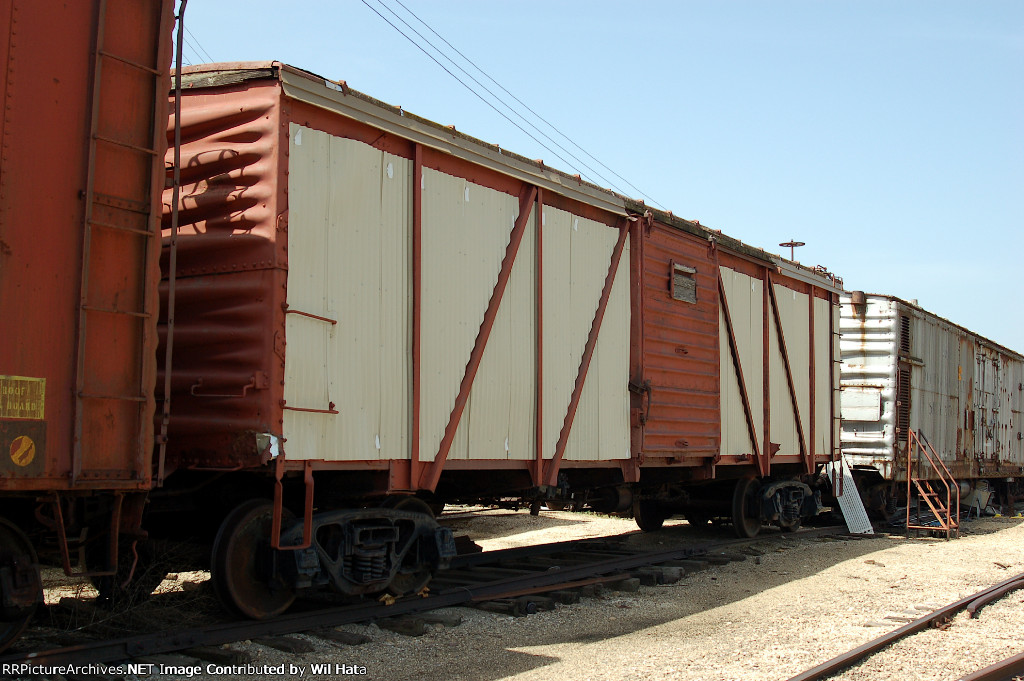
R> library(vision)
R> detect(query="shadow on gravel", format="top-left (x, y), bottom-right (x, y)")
top-left (399, 516), bottom-right (1024, 681)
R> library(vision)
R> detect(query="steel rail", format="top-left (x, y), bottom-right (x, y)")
top-left (786, 570), bottom-right (1024, 681)
top-left (967, 578), bottom-right (1024, 619)
top-left (4, 526), bottom-right (848, 668)
top-left (3, 543), bottom-right (707, 666)
top-left (958, 650), bottom-right (1024, 681)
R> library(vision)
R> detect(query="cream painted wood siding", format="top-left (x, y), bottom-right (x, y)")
top-left (418, 168), bottom-right (535, 462)
top-left (283, 125), bottom-right (412, 461)
top-left (718, 268), bottom-right (764, 457)
top-left (719, 268), bottom-right (834, 461)
top-left (542, 208), bottom-right (631, 462)
top-left (282, 126), bottom-right (630, 464)
top-left (774, 284), bottom-right (812, 456)
top-left (814, 296), bottom-right (833, 457)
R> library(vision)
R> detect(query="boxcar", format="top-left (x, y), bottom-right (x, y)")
top-left (155, 62), bottom-right (842, 617)
top-left (840, 292), bottom-right (1024, 514)
top-left (0, 0), bottom-right (174, 649)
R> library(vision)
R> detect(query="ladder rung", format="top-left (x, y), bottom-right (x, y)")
top-left (94, 133), bottom-right (158, 156)
top-left (90, 219), bottom-right (155, 238)
top-left (78, 392), bottom-right (147, 403)
top-left (80, 305), bottom-right (152, 319)
top-left (98, 49), bottom-right (161, 76)
top-left (93, 191), bottom-right (152, 215)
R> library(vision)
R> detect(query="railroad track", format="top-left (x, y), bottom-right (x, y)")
top-left (786, 570), bottom-right (1024, 681)
top-left (0, 525), bottom-right (856, 671)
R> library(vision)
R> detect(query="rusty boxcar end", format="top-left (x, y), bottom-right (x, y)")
top-left (0, 0), bottom-right (176, 650)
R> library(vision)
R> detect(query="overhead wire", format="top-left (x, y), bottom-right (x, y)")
top-left (180, 36), bottom-right (204, 65)
top-left (184, 26), bottom-right (216, 64)
top-left (364, 0), bottom-right (664, 208)
top-left (358, 0), bottom-right (585, 181)
top-left (374, 0), bottom-right (632, 199)
top-left (388, 0), bottom-right (665, 210)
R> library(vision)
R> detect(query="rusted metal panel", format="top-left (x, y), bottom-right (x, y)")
top-left (0, 0), bottom-right (173, 490)
top-left (160, 82), bottom-right (286, 473)
top-left (159, 86), bottom-right (284, 277)
top-left (158, 268), bottom-right (285, 470)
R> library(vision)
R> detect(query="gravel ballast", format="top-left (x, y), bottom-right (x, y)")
top-left (75, 510), bottom-right (1024, 681)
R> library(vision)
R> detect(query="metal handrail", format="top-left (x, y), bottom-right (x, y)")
top-left (905, 429), bottom-right (960, 539)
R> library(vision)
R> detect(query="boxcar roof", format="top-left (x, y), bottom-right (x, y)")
top-left (847, 292), bottom-right (1024, 361)
top-left (176, 61), bottom-right (840, 291)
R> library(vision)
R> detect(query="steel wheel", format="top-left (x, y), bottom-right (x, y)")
top-left (633, 497), bottom-right (666, 532)
top-left (211, 500), bottom-right (296, 620)
top-left (380, 496), bottom-right (435, 596)
top-left (0, 518), bottom-right (41, 652)
top-left (732, 477), bottom-right (763, 538)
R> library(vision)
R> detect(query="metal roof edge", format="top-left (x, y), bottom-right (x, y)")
top-left (622, 198), bottom-right (770, 260)
top-left (842, 292), bottom-right (1024, 360)
top-left (771, 257), bottom-right (845, 294)
top-left (173, 62), bottom-right (848, 291)
top-left (276, 65), bottom-right (629, 217)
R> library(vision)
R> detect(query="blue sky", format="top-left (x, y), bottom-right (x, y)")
top-left (182, 1), bottom-right (1023, 350)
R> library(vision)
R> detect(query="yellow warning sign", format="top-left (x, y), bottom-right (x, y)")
top-left (0, 375), bottom-right (45, 420)
top-left (10, 435), bottom-right (35, 467)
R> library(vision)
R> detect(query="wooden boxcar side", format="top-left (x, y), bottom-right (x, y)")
top-left (162, 63), bottom-right (841, 498)
top-left (630, 214), bottom-right (841, 485)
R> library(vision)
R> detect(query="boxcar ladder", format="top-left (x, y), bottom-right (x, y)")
top-left (905, 429), bottom-right (960, 539)
top-left (72, 0), bottom-right (165, 485)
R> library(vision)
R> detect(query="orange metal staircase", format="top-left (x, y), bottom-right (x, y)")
top-left (905, 429), bottom-right (960, 539)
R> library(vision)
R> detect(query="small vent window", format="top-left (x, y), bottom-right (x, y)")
top-left (671, 263), bottom-right (697, 303)
top-left (900, 315), bottom-right (911, 354)
top-left (897, 367), bottom-right (911, 436)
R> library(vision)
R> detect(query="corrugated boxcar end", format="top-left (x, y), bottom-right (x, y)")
top-left (159, 76), bottom-right (286, 473)
top-left (839, 294), bottom-right (899, 477)
top-left (0, 0), bottom-right (175, 490)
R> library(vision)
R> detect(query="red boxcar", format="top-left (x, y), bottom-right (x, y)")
top-left (157, 62), bottom-right (841, 618)
top-left (0, 0), bottom-right (174, 649)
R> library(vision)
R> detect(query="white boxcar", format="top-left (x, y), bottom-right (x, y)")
top-left (840, 292), bottom-right (1024, 485)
